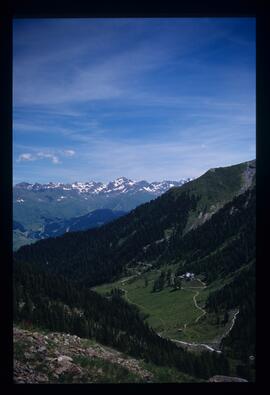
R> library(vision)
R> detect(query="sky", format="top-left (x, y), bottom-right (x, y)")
top-left (13, 18), bottom-right (256, 184)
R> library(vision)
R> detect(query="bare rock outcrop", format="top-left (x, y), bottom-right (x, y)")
top-left (13, 326), bottom-right (153, 383)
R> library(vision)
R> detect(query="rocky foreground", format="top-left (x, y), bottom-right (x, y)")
top-left (13, 326), bottom-right (153, 384)
top-left (14, 327), bottom-right (250, 384)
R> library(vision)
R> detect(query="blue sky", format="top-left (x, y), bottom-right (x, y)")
top-left (13, 18), bottom-right (256, 184)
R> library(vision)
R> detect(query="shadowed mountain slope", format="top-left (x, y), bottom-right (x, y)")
top-left (15, 160), bottom-right (255, 287)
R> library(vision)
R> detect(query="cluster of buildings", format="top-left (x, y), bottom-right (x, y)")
top-left (179, 272), bottom-right (195, 281)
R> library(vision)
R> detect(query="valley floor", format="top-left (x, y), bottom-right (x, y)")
top-left (93, 270), bottom-right (239, 353)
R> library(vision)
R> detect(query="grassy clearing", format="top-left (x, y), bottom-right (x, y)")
top-left (94, 268), bottom-right (223, 340)
top-left (170, 315), bottom-right (226, 344)
top-left (94, 270), bottom-right (230, 344)
top-left (94, 271), bottom-right (200, 335)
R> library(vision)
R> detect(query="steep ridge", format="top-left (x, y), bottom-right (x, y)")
top-left (13, 177), bottom-right (191, 227)
top-left (40, 209), bottom-right (126, 236)
top-left (13, 177), bottom-right (192, 249)
top-left (13, 209), bottom-right (126, 251)
top-left (15, 160), bottom-right (255, 287)
top-left (92, 185), bottom-right (255, 368)
top-left (14, 159), bottom-right (256, 381)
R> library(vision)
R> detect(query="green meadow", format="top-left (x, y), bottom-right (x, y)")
top-left (93, 270), bottom-right (227, 344)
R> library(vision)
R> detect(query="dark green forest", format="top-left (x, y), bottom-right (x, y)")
top-left (13, 260), bottom-right (230, 379)
top-left (13, 161), bottom-right (256, 381)
top-left (14, 191), bottom-right (198, 286)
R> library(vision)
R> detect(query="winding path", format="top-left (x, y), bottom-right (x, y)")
top-left (219, 309), bottom-right (239, 341)
top-left (171, 339), bottom-right (221, 353)
top-left (171, 308), bottom-right (240, 353)
top-left (119, 275), bottom-right (239, 354)
top-left (171, 279), bottom-right (240, 353)
top-left (193, 291), bottom-right (207, 323)
top-left (120, 275), bottom-right (138, 285)
top-left (181, 278), bottom-right (207, 326)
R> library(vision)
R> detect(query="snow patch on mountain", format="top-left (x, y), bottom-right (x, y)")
top-left (14, 177), bottom-right (194, 197)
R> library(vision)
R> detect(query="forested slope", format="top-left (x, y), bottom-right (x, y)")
top-left (14, 160), bottom-right (255, 287)
top-left (13, 260), bottom-right (229, 380)
top-left (14, 160), bottom-right (256, 380)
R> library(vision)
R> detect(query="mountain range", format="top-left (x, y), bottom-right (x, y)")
top-left (15, 160), bottom-right (255, 285)
top-left (14, 159), bottom-right (256, 382)
top-left (13, 177), bottom-right (192, 250)
top-left (14, 177), bottom-right (192, 195)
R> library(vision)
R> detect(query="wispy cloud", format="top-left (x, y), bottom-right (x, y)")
top-left (36, 152), bottom-right (60, 164)
top-left (17, 152), bottom-right (61, 164)
top-left (14, 19), bottom-right (254, 108)
top-left (13, 18), bottom-right (256, 183)
top-left (63, 149), bottom-right (75, 157)
top-left (18, 153), bottom-right (35, 162)
top-left (16, 147), bottom-right (77, 163)
top-left (17, 152), bottom-right (61, 165)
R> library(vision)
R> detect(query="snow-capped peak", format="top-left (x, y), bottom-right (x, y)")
top-left (14, 177), bottom-right (194, 196)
